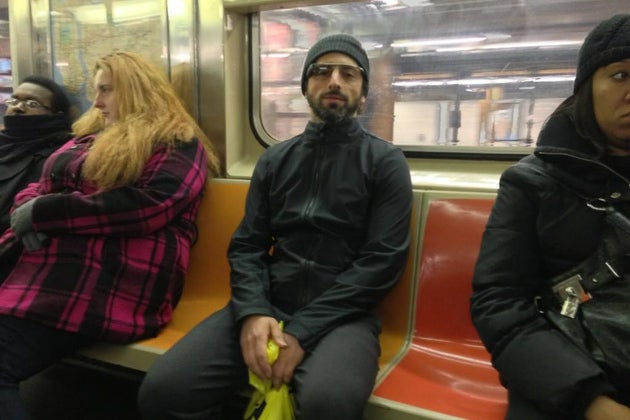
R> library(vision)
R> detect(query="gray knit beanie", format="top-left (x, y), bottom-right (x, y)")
top-left (300, 34), bottom-right (370, 95)
top-left (574, 14), bottom-right (630, 93)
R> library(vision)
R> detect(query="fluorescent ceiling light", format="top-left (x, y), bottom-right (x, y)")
top-left (481, 40), bottom-right (581, 50)
top-left (393, 75), bottom-right (575, 87)
top-left (262, 53), bottom-right (291, 58)
top-left (392, 36), bottom-right (487, 48)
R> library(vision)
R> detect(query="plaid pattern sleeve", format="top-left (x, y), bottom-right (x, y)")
top-left (0, 138), bottom-right (209, 342)
top-left (31, 139), bottom-right (208, 238)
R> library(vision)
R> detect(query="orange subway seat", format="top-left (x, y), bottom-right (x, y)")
top-left (373, 197), bottom-right (507, 420)
top-left (137, 180), bottom-right (249, 351)
top-left (77, 179), bottom-right (413, 378)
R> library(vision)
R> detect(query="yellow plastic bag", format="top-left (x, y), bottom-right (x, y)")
top-left (243, 322), bottom-right (296, 420)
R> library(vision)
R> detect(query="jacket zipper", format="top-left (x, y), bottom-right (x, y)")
top-left (298, 141), bottom-right (325, 307)
top-left (537, 150), bottom-right (630, 188)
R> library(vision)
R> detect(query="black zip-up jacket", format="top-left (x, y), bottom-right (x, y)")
top-left (228, 118), bottom-right (412, 351)
top-left (471, 111), bottom-right (630, 417)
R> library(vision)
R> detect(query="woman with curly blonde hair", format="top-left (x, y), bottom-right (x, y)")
top-left (75, 52), bottom-right (220, 188)
top-left (0, 51), bottom-right (219, 419)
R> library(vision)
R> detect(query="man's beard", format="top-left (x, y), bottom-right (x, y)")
top-left (307, 91), bottom-right (359, 124)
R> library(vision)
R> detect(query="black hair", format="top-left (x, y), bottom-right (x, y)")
top-left (574, 77), bottom-right (609, 158)
top-left (20, 75), bottom-right (71, 116)
top-left (549, 77), bottom-right (607, 159)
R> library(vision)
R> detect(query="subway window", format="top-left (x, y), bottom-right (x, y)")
top-left (255, 0), bottom-right (626, 155)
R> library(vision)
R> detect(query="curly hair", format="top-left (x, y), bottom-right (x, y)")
top-left (73, 52), bottom-right (220, 190)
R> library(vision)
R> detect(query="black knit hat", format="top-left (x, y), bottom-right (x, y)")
top-left (574, 14), bottom-right (630, 93)
top-left (300, 34), bottom-right (370, 95)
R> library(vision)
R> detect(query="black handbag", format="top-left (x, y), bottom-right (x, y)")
top-left (542, 205), bottom-right (630, 376)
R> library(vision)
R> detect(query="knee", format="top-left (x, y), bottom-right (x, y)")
top-left (137, 362), bottom-right (230, 420)
top-left (295, 382), bottom-right (370, 420)
top-left (0, 365), bottom-right (20, 391)
top-left (138, 366), bottom-right (195, 420)
top-left (137, 370), bottom-right (171, 419)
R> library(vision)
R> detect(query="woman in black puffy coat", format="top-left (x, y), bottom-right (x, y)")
top-left (471, 14), bottom-right (630, 420)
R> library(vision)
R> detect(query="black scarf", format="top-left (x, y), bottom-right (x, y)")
top-left (0, 114), bottom-right (73, 163)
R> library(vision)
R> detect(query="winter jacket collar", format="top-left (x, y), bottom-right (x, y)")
top-left (532, 112), bottom-right (630, 186)
top-left (303, 118), bottom-right (363, 144)
top-left (534, 112), bottom-right (599, 159)
top-left (2, 114), bottom-right (71, 139)
top-left (0, 115), bottom-right (73, 164)
top-left (518, 111), bottom-right (630, 206)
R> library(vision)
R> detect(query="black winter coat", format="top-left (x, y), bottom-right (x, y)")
top-left (228, 118), bottom-right (412, 351)
top-left (471, 111), bottom-right (630, 417)
top-left (0, 114), bottom-right (73, 234)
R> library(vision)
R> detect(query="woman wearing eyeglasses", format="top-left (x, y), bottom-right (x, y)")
top-left (0, 76), bottom-right (74, 242)
top-left (0, 52), bottom-right (221, 419)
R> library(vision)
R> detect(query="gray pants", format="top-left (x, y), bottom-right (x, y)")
top-left (138, 304), bottom-right (380, 420)
top-left (506, 390), bottom-right (566, 420)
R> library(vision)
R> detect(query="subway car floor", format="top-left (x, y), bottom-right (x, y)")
top-left (21, 361), bottom-right (247, 420)
top-left (22, 362), bottom-right (143, 420)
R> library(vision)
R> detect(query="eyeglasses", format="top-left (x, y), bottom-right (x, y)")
top-left (307, 63), bottom-right (365, 81)
top-left (4, 97), bottom-right (53, 111)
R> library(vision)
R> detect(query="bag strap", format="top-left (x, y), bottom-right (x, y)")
top-left (517, 161), bottom-right (630, 314)
top-left (515, 161), bottom-right (627, 222)
top-left (514, 161), bottom-right (593, 200)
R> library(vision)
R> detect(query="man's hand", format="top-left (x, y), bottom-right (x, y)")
top-left (586, 396), bottom-right (630, 420)
top-left (240, 315), bottom-right (286, 381)
top-left (270, 332), bottom-right (305, 389)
